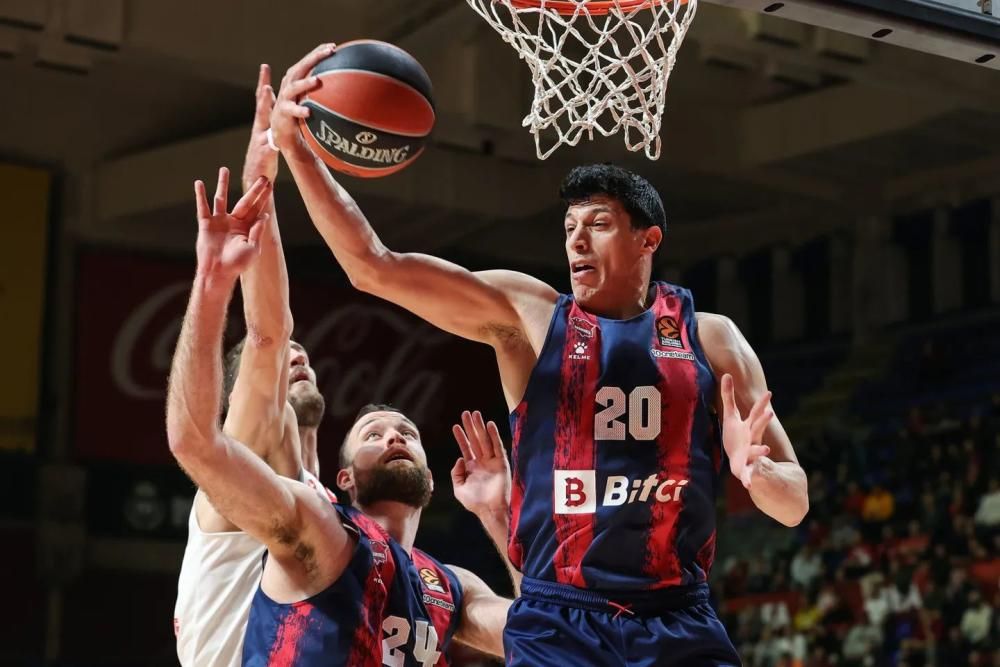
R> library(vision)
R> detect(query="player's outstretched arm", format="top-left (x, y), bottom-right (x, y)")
top-left (451, 410), bottom-right (522, 594)
top-left (448, 565), bottom-right (512, 658)
top-left (270, 45), bottom-right (558, 346)
top-left (222, 64), bottom-right (302, 467)
top-left (697, 312), bottom-right (809, 527)
top-left (166, 170), bottom-right (351, 576)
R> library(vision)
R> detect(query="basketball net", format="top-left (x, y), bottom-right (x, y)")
top-left (465, 0), bottom-right (696, 160)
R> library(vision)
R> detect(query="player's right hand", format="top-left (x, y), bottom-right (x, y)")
top-left (450, 411), bottom-right (512, 517)
top-left (194, 167), bottom-right (272, 283)
top-left (720, 373), bottom-right (773, 489)
top-left (270, 43), bottom-right (335, 157)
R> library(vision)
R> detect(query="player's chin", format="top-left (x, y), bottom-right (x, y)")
top-left (570, 284), bottom-right (601, 306)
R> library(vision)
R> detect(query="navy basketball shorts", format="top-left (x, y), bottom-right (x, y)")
top-left (504, 578), bottom-right (742, 667)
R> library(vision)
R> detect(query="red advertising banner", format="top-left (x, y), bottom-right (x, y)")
top-left (73, 248), bottom-right (503, 471)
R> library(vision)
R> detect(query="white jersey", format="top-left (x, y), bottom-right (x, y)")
top-left (174, 470), bottom-right (331, 667)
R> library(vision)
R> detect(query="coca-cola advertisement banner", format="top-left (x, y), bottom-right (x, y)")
top-left (73, 248), bottom-right (504, 473)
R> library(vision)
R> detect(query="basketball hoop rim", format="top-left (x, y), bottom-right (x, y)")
top-left (506, 0), bottom-right (678, 16)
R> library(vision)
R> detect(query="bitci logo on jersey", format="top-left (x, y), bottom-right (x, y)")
top-left (554, 470), bottom-right (689, 515)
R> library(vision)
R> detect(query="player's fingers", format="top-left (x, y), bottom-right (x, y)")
top-left (283, 76), bottom-right (321, 101)
top-left (194, 180), bottom-right (210, 222)
top-left (257, 63), bottom-right (271, 93)
top-left (232, 177), bottom-right (270, 219)
top-left (750, 409), bottom-right (774, 444)
top-left (461, 411), bottom-right (486, 460)
top-left (213, 167), bottom-right (230, 216)
top-left (285, 43), bottom-right (335, 88)
top-left (276, 99), bottom-right (310, 120)
top-left (247, 214), bottom-right (267, 247)
top-left (747, 444), bottom-right (770, 460)
top-left (486, 420), bottom-right (506, 457)
top-left (451, 423), bottom-right (474, 462)
top-left (470, 411), bottom-right (492, 460)
top-left (450, 458), bottom-right (466, 486)
top-left (720, 373), bottom-right (738, 418)
top-left (747, 391), bottom-right (772, 425)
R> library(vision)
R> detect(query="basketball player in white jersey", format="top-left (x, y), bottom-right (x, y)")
top-left (173, 56), bottom-right (331, 666)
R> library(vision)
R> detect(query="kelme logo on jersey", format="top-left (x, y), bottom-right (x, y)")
top-left (554, 470), bottom-right (689, 515)
top-left (655, 316), bottom-right (684, 348)
top-left (419, 567), bottom-right (446, 594)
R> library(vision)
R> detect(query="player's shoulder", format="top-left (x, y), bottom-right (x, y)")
top-left (695, 312), bottom-right (759, 370)
top-left (695, 311), bottom-right (741, 340)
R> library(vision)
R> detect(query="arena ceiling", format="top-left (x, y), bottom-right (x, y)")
top-left (2, 0), bottom-right (1000, 272)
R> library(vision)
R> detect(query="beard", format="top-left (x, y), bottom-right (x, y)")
top-left (354, 462), bottom-right (433, 509)
top-left (289, 382), bottom-right (325, 427)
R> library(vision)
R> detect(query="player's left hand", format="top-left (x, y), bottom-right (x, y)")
top-left (242, 64), bottom-right (279, 191)
top-left (450, 411), bottom-right (511, 517)
top-left (194, 167), bottom-right (272, 283)
top-left (720, 373), bottom-right (773, 489)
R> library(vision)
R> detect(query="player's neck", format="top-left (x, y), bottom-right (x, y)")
top-left (298, 426), bottom-right (320, 478)
top-left (583, 280), bottom-right (655, 320)
top-left (358, 502), bottom-right (421, 552)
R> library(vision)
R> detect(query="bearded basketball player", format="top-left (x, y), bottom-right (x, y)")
top-left (270, 45), bottom-right (809, 666)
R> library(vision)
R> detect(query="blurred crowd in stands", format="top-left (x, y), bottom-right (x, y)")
top-left (717, 332), bottom-right (1000, 667)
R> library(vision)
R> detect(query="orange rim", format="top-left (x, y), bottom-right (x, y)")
top-left (507, 0), bottom-right (672, 15)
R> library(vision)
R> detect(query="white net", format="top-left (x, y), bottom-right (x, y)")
top-left (465, 0), bottom-right (697, 160)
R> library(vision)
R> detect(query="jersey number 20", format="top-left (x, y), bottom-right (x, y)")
top-left (595, 386), bottom-right (662, 440)
top-left (382, 616), bottom-right (441, 667)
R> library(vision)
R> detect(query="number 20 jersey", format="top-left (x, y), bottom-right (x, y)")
top-left (508, 281), bottom-right (722, 592)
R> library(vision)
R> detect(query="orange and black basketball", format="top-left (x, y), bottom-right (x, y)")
top-left (299, 40), bottom-right (435, 178)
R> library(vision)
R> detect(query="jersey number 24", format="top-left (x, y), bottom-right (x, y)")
top-left (382, 615), bottom-right (441, 667)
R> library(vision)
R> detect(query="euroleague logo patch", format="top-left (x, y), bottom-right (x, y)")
top-left (419, 567), bottom-right (446, 594)
top-left (655, 316), bottom-right (683, 348)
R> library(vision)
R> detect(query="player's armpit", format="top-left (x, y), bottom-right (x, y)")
top-left (448, 565), bottom-right (511, 658)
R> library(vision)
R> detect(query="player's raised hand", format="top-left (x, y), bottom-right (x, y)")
top-left (242, 64), bottom-right (280, 191)
top-left (270, 43), bottom-right (335, 155)
top-left (194, 168), bottom-right (272, 282)
top-left (720, 373), bottom-right (773, 489)
top-left (451, 410), bottom-right (511, 516)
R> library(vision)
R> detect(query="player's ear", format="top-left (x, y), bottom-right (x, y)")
top-left (426, 467), bottom-right (434, 494)
top-left (642, 224), bottom-right (662, 254)
top-left (336, 468), bottom-right (354, 493)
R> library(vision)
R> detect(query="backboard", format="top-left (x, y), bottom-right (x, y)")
top-left (708, 0), bottom-right (1000, 69)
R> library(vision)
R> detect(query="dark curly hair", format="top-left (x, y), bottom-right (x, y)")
top-left (559, 164), bottom-right (666, 233)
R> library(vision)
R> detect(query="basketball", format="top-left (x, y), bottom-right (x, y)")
top-left (298, 40), bottom-right (435, 178)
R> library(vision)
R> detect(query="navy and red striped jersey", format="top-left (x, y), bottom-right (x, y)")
top-left (243, 504), bottom-right (463, 666)
top-left (508, 282), bottom-right (722, 592)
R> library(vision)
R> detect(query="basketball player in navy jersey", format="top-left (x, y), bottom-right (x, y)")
top-left (270, 45), bottom-right (809, 666)
top-left (167, 168), bottom-right (512, 665)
